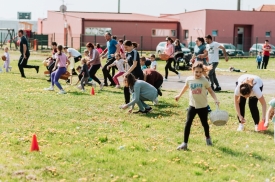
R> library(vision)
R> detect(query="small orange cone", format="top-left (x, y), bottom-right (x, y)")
top-left (90, 87), bottom-right (95, 95)
top-left (258, 121), bottom-right (267, 131)
top-left (30, 134), bottom-right (39, 152)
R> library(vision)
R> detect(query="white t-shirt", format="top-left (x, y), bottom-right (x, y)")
top-left (114, 59), bottom-right (125, 72)
top-left (150, 60), bottom-right (157, 70)
top-left (4, 52), bottom-right (9, 62)
top-left (234, 74), bottom-right (263, 98)
top-left (186, 76), bottom-right (211, 109)
top-left (67, 48), bottom-right (81, 57)
top-left (206, 41), bottom-right (220, 63)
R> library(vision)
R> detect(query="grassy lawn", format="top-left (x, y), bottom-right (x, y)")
top-left (0, 50), bottom-right (275, 181)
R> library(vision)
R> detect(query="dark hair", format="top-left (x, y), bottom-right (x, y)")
top-left (52, 42), bottom-right (57, 46)
top-left (197, 37), bottom-right (205, 45)
top-left (205, 35), bottom-right (212, 40)
top-left (123, 40), bottom-right (132, 47)
top-left (118, 39), bottom-right (123, 43)
top-left (174, 39), bottom-right (180, 45)
top-left (86, 42), bottom-right (94, 49)
top-left (166, 37), bottom-right (174, 43)
top-left (18, 29), bottom-right (24, 34)
top-left (96, 43), bottom-right (101, 49)
top-left (76, 65), bottom-right (82, 70)
top-left (239, 83), bottom-right (253, 96)
top-left (105, 32), bottom-right (112, 36)
top-left (192, 62), bottom-right (204, 71)
top-left (140, 57), bottom-right (146, 62)
top-left (57, 45), bottom-right (63, 55)
top-left (265, 40), bottom-right (269, 42)
top-left (125, 73), bottom-right (136, 90)
top-left (132, 42), bottom-right (139, 48)
top-left (64, 46), bottom-right (69, 49)
top-left (112, 35), bottom-right (117, 40)
top-left (150, 54), bottom-right (155, 58)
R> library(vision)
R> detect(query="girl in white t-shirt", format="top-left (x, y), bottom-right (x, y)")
top-left (234, 74), bottom-right (267, 132)
top-left (3, 47), bottom-right (11, 72)
top-left (175, 62), bottom-right (219, 151)
top-left (107, 53), bottom-right (126, 88)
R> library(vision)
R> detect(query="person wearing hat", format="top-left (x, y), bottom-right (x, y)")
top-left (205, 35), bottom-right (228, 91)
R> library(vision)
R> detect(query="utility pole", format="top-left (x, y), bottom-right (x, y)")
top-left (237, 0), bottom-right (241, 11)
top-left (118, 0), bottom-right (120, 13)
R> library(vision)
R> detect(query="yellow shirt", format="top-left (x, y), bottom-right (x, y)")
top-left (186, 76), bottom-right (210, 109)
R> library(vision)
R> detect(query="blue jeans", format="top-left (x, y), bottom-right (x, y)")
top-left (51, 67), bottom-right (66, 90)
top-left (208, 62), bottom-right (219, 87)
top-left (135, 94), bottom-right (157, 111)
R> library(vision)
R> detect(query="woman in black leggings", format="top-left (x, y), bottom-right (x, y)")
top-left (163, 37), bottom-right (180, 80)
top-left (86, 42), bottom-right (104, 90)
top-left (234, 74), bottom-right (267, 132)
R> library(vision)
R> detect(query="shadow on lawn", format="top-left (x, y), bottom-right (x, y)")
top-left (217, 146), bottom-right (268, 161)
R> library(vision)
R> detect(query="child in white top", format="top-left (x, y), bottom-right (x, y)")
top-left (3, 47), bottom-right (11, 72)
top-left (150, 54), bottom-right (157, 70)
top-left (107, 53), bottom-right (125, 88)
top-left (175, 62), bottom-right (219, 151)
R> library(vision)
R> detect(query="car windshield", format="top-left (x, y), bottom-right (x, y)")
top-left (270, 44), bottom-right (275, 49)
top-left (159, 42), bottom-right (166, 47)
top-left (223, 44), bottom-right (236, 49)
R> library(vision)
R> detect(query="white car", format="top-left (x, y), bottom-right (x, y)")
top-left (156, 42), bottom-right (191, 55)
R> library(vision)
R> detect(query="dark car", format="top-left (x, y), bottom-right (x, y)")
top-left (219, 43), bottom-right (244, 56)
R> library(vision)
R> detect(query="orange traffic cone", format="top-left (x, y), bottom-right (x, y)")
top-left (258, 121), bottom-right (267, 131)
top-left (90, 87), bottom-right (95, 95)
top-left (30, 134), bottom-right (40, 152)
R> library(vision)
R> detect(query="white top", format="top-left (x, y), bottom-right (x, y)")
top-left (206, 41), bottom-right (220, 63)
top-left (234, 74), bottom-right (263, 98)
top-left (114, 59), bottom-right (125, 72)
top-left (67, 48), bottom-right (81, 57)
top-left (150, 60), bottom-right (157, 70)
top-left (4, 52), bottom-right (9, 62)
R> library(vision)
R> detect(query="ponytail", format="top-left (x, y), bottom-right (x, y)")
top-left (57, 45), bottom-right (63, 55)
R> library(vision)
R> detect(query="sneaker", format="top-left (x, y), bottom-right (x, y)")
top-left (81, 89), bottom-right (85, 92)
top-left (177, 142), bottom-right (187, 150)
top-left (133, 110), bottom-right (148, 114)
top-left (35, 66), bottom-right (39, 73)
top-left (115, 85), bottom-right (121, 88)
top-left (58, 90), bottom-right (67, 94)
top-left (177, 73), bottom-right (181, 79)
top-left (255, 124), bottom-right (259, 132)
top-left (153, 97), bottom-right (159, 105)
top-left (237, 123), bottom-right (244, 131)
top-left (100, 83), bottom-right (104, 90)
top-left (206, 138), bottom-right (213, 146)
top-left (44, 87), bottom-right (54, 91)
top-left (214, 86), bottom-right (221, 91)
top-left (110, 83), bottom-right (116, 86)
top-left (145, 107), bottom-right (153, 113)
top-left (157, 89), bottom-right (162, 96)
top-left (163, 78), bottom-right (168, 81)
top-left (47, 79), bottom-right (51, 82)
top-left (103, 83), bottom-right (108, 86)
top-left (77, 85), bottom-right (82, 90)
top-left (66, 79), bottom-right (70, 84)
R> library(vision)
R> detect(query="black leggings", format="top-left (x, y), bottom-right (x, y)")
top-left (89, 64), bottom-right (101, 85)
top-left (237, 83), bottom-right (263, 125)
top-left (184, 106), bottom-right (209, 143)
top-left (102, 57), bottom-right (116, 85)
top-left (261, 55), bottom-right (269, 69)
top-left (153, 79), bottom-right (163, 96)
top-left (165, 58), bottom-right (178, 79)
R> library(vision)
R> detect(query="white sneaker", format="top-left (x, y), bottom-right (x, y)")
top-left (44, 87), bottom-right (54, 91)
top-left (177, 73), bottom-right (181, 79)
top-left (58, 90), bottom-right (67, 94)
top-left (237, 123), bottom-right (244, 131)
top-left (153, 97), bottom-right (159, 105)
top-left (255, 124), bottom-right (259, 132)
top-left (163, 78), bottom-right (168, 81)
top-left (77, 85), bottom-right (82, 90)
top-left (116, 85), bottom-right (121, 88)
top-left (81, 89), bottom-right (85, 92)
top-left (177, 142), bottom-right (187, 150)
top-left (100, 83), bottom-right (104, 90)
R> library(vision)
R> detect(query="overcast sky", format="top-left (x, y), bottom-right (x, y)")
top-left (0, 0), bottom-right (274, 20)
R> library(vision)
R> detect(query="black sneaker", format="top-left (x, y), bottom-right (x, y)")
top-left (47, 79), bottom-right (51, 82)
top-left (145, 107), bottom-right (153, 113)
top-left (35, 66), bottom-right (39, 73)
top-left (66, 79), bottom-right (70, 84)
top-left (103, 83), bottom-right (108, 86)
top-left (133, 110), bottom-right (148, 114)
top-left (214, 86), bottom-right (221, 91)
top-left (109, 83), bottom-right (116, 86)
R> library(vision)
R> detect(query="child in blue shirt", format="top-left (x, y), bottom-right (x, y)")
top-left (256, 52), bottom-right (262, 69)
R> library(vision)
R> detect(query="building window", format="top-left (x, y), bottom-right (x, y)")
top-left (85, 27), bottom-right (112, 35)
top-left (183, 30), bottom-right (189, 39)
top-left (266, 31), bottom-right (271, 37)
top-left (151, 29), bottom-right (177, 37)
top-left (212, 30), bottom-right (218, 37)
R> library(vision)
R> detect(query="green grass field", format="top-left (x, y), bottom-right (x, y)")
top-left (0, 50), bottom-right (275, 181)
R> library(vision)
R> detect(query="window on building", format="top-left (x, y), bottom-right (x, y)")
top-left (183, 30), bottom-right (189, 39)
top-left (85, 27), bottom-right (112, 36)
top-left (151, 29), bottom-right (177, 37)
top-left (266, 31), bottom-right (271, 37)
top-left (212, 30), bottom-right (218, 37)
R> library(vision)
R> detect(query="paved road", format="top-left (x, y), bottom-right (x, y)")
top-left (162, 75), bottom-right (275, 94)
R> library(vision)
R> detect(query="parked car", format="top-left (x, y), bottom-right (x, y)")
top-left (156, 42), bottom-right (191, 55)
top-left (249, 43), bottom-right (275, 55)
top-left (219, 43), bottom-right (244, 56)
